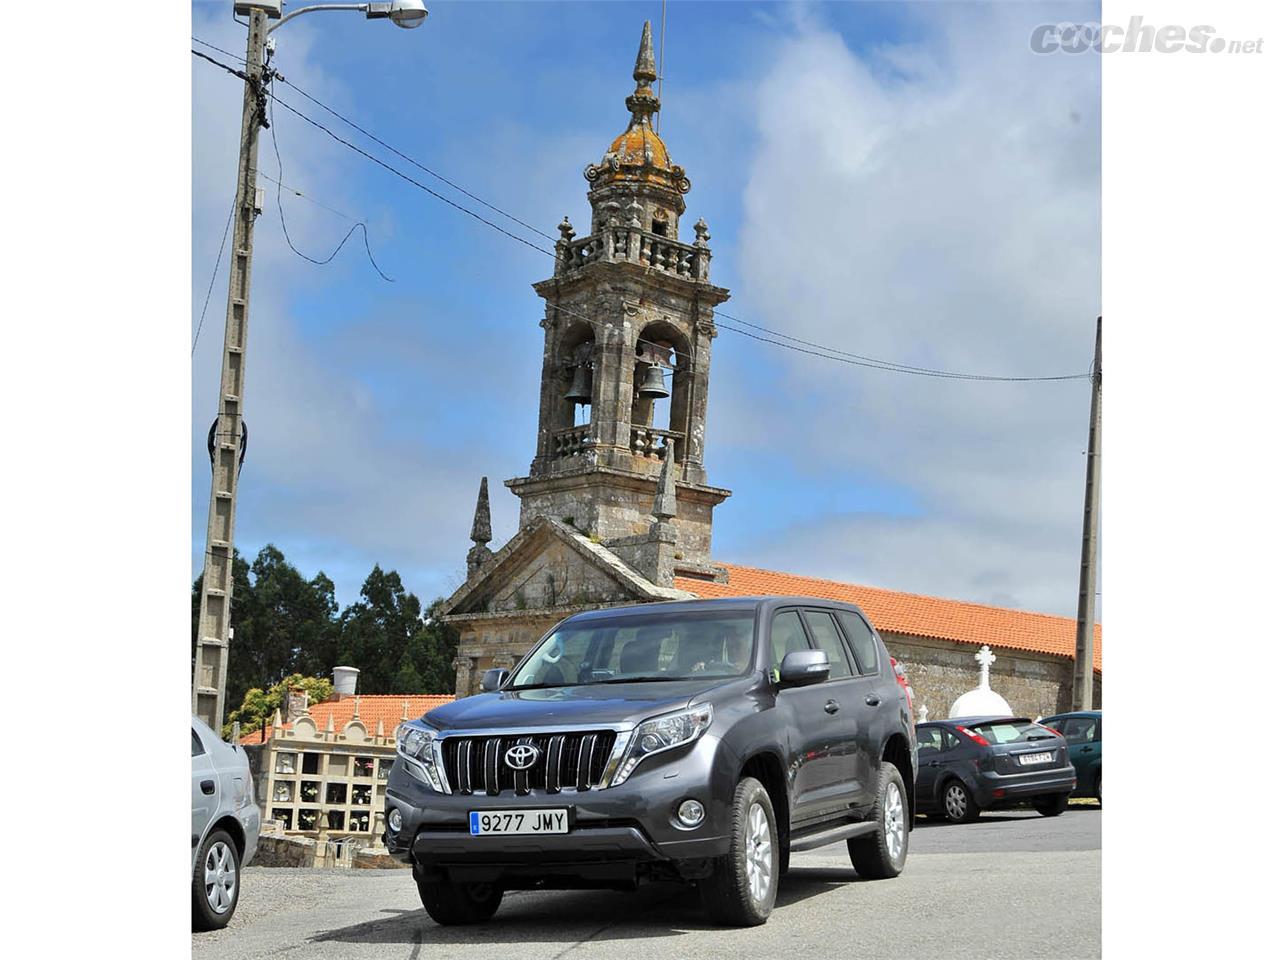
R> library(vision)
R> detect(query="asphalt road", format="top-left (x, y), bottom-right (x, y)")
top-left (193, 806), bottom-right (1101, 960)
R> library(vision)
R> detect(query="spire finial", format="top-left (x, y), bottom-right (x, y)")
top-left (634, 20), bottom-right (657, 85)
top-left (653, 442), bottom-right (677, 521)
top-left (470, 477), bottom-right (492, 546)
top-left (625, 21), bottom-right (661, 127)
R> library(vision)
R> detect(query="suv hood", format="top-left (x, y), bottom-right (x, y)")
top-left (424, 680), bottom-right (735, 731)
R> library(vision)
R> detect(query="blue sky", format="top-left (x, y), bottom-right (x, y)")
top-left (192, 0), bottom-right (1100, 615)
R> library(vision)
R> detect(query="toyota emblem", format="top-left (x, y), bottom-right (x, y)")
top-left (505, 744), bottom-right (540, 770)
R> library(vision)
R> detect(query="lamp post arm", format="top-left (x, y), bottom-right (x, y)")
top-left (268, 3), bottom-right (369, 33)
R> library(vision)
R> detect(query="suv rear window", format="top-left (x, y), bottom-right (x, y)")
top-left (968, 720), bottom-right (1058, 744)
top-left (834, 611), bottom-right (879, 675)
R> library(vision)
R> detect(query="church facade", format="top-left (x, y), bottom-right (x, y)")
top-left (439, 23), bottom-right (1102, 719)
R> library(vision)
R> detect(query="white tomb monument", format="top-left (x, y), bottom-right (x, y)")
top-left (949, 645), bottom-right (1013, 718)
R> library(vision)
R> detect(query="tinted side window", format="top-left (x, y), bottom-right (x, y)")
top-left (802, 610), bottom-right (853, 679)
top-left (917, 726), bottom-right (943, 755)
top-left (1061, 717), bottom-right (1097, 744)
top-left (769, 610), bottom-right (810, 671)
top-left (192, 729), bottom-right (206, 757)
top-left (940, 730), bottom-right (961, 752)
top-left (835, 611), bottom-right (879, 675)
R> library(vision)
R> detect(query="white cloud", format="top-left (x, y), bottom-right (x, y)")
top-left (716, 2), bottom-right (1100, 615)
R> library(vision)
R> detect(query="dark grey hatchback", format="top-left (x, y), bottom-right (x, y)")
top-left (915, 717), bottom-right (1076, 823)
top-left (384, 597), bottom-right (917, 927)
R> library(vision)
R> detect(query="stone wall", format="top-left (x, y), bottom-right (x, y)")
top-left (884, 632), bottom-right (1102, 720)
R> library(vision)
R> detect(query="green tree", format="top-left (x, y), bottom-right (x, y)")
top-left (335, 565), bottom-right (425, 692)
top-left (191, 545), bottom-right (338, 711)
top-left (224, 673), bottom-right (334, 741)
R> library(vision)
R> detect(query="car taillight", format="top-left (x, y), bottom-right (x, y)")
top-left (890, 657), bottom-right (914, 712)
top-left (955, 725), bottom-right (991, 747)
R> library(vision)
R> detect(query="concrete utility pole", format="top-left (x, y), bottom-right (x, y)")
top-left (1071, 316), bottom-right (1102, 710)
top-left (191, 1), bottom-right (428, 736)
top-left (193, 6), bottom-right (271, 733)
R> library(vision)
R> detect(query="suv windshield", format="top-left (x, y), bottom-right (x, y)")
top-left (509, 610), bottom-right (756, 688)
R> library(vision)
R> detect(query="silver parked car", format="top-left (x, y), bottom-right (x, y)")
top-left (191, 716), bottom-right (260, 931)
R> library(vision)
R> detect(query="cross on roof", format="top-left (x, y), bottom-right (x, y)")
top-left (975, 644), bottom-right (996, 688)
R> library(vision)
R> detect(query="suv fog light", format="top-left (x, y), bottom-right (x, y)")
top-left (388, 808), bottom-right (403, 833)
top-left (677, 799), bottom-right (705, 828)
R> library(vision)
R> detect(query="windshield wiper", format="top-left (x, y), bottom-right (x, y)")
top-left (505, 682), bottom-right (569, 691)
top-left (595, 675), bottom-right (681, 684)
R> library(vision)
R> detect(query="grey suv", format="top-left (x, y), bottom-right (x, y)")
top-left (385, 597), bottom-right (916, 927)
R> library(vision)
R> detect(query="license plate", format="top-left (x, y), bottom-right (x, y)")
top-left (469, 809), bottom-right (569, 836)
top-left (1019, 752), bottom-right (1054, 766)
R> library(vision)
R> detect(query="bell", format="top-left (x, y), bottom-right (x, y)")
top-left (564, 364), bottom-right (593, 404)
top-left (637, 364), bottom-right (670, 400)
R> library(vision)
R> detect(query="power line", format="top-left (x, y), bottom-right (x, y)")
top-left (193, 194), bottom-right (235, 357)
top-left (192, 47), bottom-right (1091, 385)
top-left (267, 87), bottom-right (393, 282)
top-left (271, 72), bottom-right (560, 244)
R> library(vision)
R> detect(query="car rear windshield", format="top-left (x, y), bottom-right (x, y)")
top-left (967, 720), bottom-right (1056, 744)
top-left (509, 610), bottom-right (757, 688)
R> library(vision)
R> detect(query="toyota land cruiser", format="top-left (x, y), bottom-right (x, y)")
top-left (384, 597), bottom-right (916, 927)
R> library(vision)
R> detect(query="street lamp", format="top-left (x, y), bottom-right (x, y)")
top-left (268, 1), bottom-right (429, 32)
top-left (193, 1), bottom-right (427, 736)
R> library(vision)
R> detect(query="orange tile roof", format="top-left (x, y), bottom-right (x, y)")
top-left (239, 693), bottom-right (455, 745)
top-left (675, 563), bottom-right (1102, 672)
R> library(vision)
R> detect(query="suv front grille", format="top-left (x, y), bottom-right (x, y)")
top-left (442, 731), bottom-right (618, 796)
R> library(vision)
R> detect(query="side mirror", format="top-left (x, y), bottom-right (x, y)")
top-left (480, 668), bottom-right (509, 692)
top-left (779, 650), bottom-right (830, 687)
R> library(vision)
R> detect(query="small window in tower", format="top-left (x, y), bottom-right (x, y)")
top-left (651, 217), bottom-right (667, 236)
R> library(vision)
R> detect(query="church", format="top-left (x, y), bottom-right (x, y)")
top-left (438, 23), bottom-right (1102, 720)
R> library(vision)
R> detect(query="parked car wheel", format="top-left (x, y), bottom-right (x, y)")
top-left (847, 763), bottom-right (909, 879)
top-left (192, 828), bottom-right (240, 931)
top-left (417, 879), bottom-right (504, 925)
top-left (700, 776), bottom-right (779, 926)
top-left (942, 779), bottom-right (980, 824)
top-left (1032, 793), bottom-right (1070, 817)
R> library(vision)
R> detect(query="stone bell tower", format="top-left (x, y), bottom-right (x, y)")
top-left (506, 21), bottom-right (732, 574)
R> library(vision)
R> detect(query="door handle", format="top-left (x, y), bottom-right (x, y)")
top-left (928, 760), bottom-right (941, 767)
top-left (864, 694), bottom-right (881, 706)
top-left (824, 700), bottom-right (840, 714)
top-left (201, 779), bottom-right (216, 795)
top-left (1080, 746), bottom-right (1093, 753)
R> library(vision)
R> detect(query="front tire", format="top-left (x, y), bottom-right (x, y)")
top-left (1033, 793), bottom-right (1070, 817)
top-left (700, 776), bottom-right (779, 926)
top-left (417, 879), bottom-right (504, 925)
top-left (192, 828), bottom-right (241, 932)
top-left (848, 763), bottom-right (909, 879)
top-left (941, 779), bottom-right (980, 824)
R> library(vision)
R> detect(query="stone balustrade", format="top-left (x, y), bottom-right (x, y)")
top-left (558, 227), bottom-right (709, 281)
top-left (550, 424), bottom-right (593, 459)
top-left (630, 425), bottom-right (683, 460)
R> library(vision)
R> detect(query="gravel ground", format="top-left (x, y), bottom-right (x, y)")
top-left (194, 808), bottom-right (1100, 960)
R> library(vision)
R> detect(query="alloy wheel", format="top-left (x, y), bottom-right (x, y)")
top-left (884, 781), bottom-right (905, 861)
top-left (744, 801), bottom-right (773, 903)
top-left (204, 840), bottom-right (237, 914)
top-left (945, 783), bottom-right (967, 820)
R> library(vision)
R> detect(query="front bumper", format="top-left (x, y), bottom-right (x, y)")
top-left (382, 739), bottom-right (732, 884)
top-left (973, 764), bottom-right (1077, 805)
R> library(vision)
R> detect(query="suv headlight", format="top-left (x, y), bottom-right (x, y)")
top-left (611, 703), bottom-right (714, 786)
top-left (396, 720), bottom-right (446, 793)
